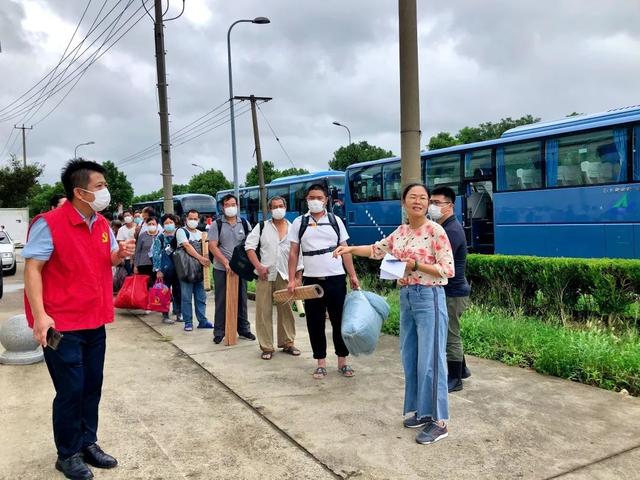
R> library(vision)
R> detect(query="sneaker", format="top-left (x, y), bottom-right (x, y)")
top-left (197, 321), bottom-right (213, 329)
top-left (174, 312), bottom-right (183, 322)
top-left (162, 316), bottom-right (175, 325)
top-left (184, 323), bottom-right (193, 332)
top-left (213, 335), bottom-right (224, 344)
top-left (415, 422), bottom-right (448, 445)
top-left (239, 331), bottom-right (256, 341)
top-left (403, 413), bottom-right (432, 429)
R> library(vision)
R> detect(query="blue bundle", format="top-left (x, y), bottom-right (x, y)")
top-left (341, 290), bottom-right (390, 356)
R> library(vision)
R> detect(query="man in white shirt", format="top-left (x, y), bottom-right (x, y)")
top-left (288, 183), bottom-right (360, 379)
top-left (246, 196), bottom-right (303, 360)
top-left (116, 210), bottom-right (137, 274)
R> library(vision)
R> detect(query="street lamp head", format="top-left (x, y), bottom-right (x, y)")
top-left (87, 141), bottom-right (95, 145)
top-left (332, 121), bottom-right (342, 126)
top-left (252, 17), bottom-right (270, 24)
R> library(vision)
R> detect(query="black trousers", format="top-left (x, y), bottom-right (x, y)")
top-left (303, 275), bottom-right (349, 359)
top-left (43, 326), bottom-right (106, 460)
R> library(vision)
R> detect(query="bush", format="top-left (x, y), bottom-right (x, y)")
top-left (467, 255), bottom-right (640, 328)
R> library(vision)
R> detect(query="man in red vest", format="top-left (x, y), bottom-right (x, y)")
top-left (24, 159), bottom-right (135, 480)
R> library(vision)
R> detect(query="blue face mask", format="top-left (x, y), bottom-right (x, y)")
top-left (134, 217), bottom-right (143, 225)
top-left (164, 224), bottom-right (176, 234)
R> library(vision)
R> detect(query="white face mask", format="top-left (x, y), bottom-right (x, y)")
top-left (271, 208), bottom-right (286, 220)
top-left (307, 199), bottom-right (324, 214)
top-left (224, 206), bottom-right (238, 218)
top-left (187, 219), bottom-right (199, 229)
top-left (428, 204), bottom-right (443, 221)
top-left (147, 225), bottom-right (158, 234)
top-left (80, 188), bottom-right (110, 212)
top-left (124, 216), bottom-right (133, 224)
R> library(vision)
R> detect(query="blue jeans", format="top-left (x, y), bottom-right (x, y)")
top-left (180, 280), bottom-right (208, 326)
top-left (400, 285), bottom-right (449, 421)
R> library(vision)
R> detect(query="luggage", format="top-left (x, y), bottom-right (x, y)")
top-left (146, 282), bottom-right (172, 313)
top-left (114, 274), bottom-right (150, 309)
top-left (341, 290), bottom-right (390, 356)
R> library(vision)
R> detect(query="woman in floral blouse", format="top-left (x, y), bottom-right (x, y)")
top-left (334, 183), bottom-right (454, 445)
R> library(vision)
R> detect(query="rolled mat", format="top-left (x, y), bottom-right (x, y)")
top-left (273, 284), bottom-right (324, 303)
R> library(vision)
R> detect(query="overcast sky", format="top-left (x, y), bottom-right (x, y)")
top-left (1, 0), bottom-right (639, 195)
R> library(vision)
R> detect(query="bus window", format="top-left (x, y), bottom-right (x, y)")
top-left (635, 126), bottom-right (640, 181)
top-left (426, 154), bottom-right (460, 193)
top-left (383, 162), bottom-right (401, 200)
top-left (328, 177), bottom-right (345, 218)
top-left (497, 142), bottom-right (542, 190)
top-left (546, 129), bottom-right (628, 187)
top-left (267, 185), bottom-right (290, 207)
top-left (247, 188), bottom-right (259, 224)
top-left (348, 165), bottom-right (383, 203)
top-left (464, 149), bottom-right (493, 178)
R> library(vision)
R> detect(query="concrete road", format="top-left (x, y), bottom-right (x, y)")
top-left (1, 260), bottom-right (640, 479)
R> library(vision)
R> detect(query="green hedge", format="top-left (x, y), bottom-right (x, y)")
top-left (467, 255), bottom-right (640, 328)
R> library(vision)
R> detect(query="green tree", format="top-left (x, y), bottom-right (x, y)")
top-left (427, 132), bottom-right (460, 150)
top-left (188, 169), bottom-right (232, 196)
top-left (244, 161), bottom-right (279, 186)
top-left (102, 161), bottom-right (133, 211)
top-left (276, 167), bottom-right (309, 178)
top-left (131, 184), bottom-right (192, 205)
top-left (566, 112), bottom-right (582, 117)
top-left (329, 141), bottom-right (394, 171)
top-left (28, 182), bottom-right (65, 217)
top-left (0, 156), bottom-right (44, 208)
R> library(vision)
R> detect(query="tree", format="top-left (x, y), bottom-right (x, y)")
top-left (188, 169), bottom-right (232, 196)
top-left (131, 184), bottom-right (192, 205)
top-left (101, 161), bottom-right (133, 211)
top-left (0, 156), bottom-right (44, 209)
top-left (277, 167), bottom-right (309, 178)
top-left (427, 115), bottom-right (541, 150)
top-left (28, 182), bottom-right (65, 217)
top-left (329, 141), bottom-right (394, 171)
top-left (245, 161), bottom-right (278, 187)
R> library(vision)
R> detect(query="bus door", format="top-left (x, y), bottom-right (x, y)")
top-left (462, 179), bottom-right (495, 254)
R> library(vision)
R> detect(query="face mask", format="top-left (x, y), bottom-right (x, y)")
top-left (271, 208), bottom-right (286, 220)
top-left (187, 219), bottom-right (199, 229)
top-left (80, 188), bottom-right (110, 212)
top-left (147, 225), bottom-right (158, 234)
top-left (428, 204), bottom-right (443, 221)
top-left (307, 199), bottom-right (324, 214)
top-left (124, 216), bottom-right (133, 224)
top-left (164, 224), bottom-right (176, 233)
top-left (224, 206), bottom-right (238, 217)
top-left (134, 217), bottom-right (143, 225)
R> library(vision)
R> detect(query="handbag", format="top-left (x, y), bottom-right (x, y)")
top-left (114, 274), bottom-right (150, 309)
top-left (146, 282), bottom-right (172, 312)
top-left (173, 242), bottom-right (204, 283)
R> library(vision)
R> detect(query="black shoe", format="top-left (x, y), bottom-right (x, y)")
top-left (239, 331), bottom-right (256, 341)
top-left (448, 376), bottom-right (463, 392)
top-left (213, 335), bottom-right (224, 344)
top-left (55, 453), bottom-right (94, 480)
top-left (403, 413), bottom-right (432, 429)
top-left (81, 443), bottom-right (118, 469)
top-left (415, 422), bottom-right (448, 445)
top-left (447, 360), bottom-right (464, 393)
top-left (462, 356), bottom-right (471, 379)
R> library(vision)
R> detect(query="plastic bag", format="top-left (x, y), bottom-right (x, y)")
top-left (341, 290), bottom-right (390, 356)
top-left (146, 282), bottom-right (171, 312)
top-left (114, 274), bottom-right (150, 309)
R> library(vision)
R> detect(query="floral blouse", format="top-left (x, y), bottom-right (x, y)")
top-left (370, 220), bottom-right (455, 287)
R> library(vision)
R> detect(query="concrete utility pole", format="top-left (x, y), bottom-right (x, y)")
top-left (235, 95), bottom-right (272, 219)
top-left (398, 0), bottom-right (421, 189)
top-left (14, 124), bottom-right (33, 167)
top-left (153, 0), bottom-right (174, 214)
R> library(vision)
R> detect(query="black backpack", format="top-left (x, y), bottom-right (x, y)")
top-left (298, 213), bottom-right (341, 257)
top-left (229, 220), bottom-right (265, 281)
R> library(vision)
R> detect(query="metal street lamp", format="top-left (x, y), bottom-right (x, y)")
top-left (74, 141), bottom-right (95, 158)
top-left (332, 121), bottom-right (351, 144)
top-left (192, 163), bottom-right (205, 172)
top-left (227, 16), bottom-right (270, 200)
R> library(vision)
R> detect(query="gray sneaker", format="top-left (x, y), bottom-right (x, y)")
top-left (416, 422), bottom-right (448, 445)
top-left (403, 414), bottom-right (432, 429)
top-left (162, 316), bottom-right (175, 325)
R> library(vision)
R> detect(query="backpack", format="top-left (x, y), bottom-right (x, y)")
top-left (298, 213), bottom-right (341, 257)
top-left (229, 220), bottom-right (265, 281)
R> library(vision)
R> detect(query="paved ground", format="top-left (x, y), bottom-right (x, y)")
top-left (1, 261), bottom-right (640, 479)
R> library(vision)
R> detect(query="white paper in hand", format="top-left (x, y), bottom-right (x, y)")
top-left (380, 253), bottom-right (406, 280)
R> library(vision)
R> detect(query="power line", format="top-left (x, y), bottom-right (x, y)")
top-left (256, 103), bottom-right (297, 168)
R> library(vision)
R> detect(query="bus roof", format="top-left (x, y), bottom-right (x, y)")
top-left (133, 193), bottom-right (214, 203)
top-left (269, 170), bottom-right (343, 184)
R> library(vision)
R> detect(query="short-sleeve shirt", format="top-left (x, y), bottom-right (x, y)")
top-left (288, 212), bottom-right (349, 278)
top-left (116, 224), bottom-right (136, 259)
top-left (209, 216), bottom-right (251, 271)
top-left (176, 227), bottom-right (203, 245)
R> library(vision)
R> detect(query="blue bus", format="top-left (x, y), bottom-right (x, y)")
top-left (344, 106), bottom-right (640, 258)
top-left (132, 193), bottom-right (218, 219)
top-left (216, 170), bottom-right (346, 225)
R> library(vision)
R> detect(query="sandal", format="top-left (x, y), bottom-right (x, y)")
top-left (261, 351), bottom-right (273, 360)
top-left (282, 346), bottom-right (301, 356)
top-left (312, 367), bottom-right (327, 379)
top-left (338, 365), bottom-right (355, 377)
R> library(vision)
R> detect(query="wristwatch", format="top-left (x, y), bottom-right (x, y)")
top-left (412, 259), bottom-right (419, 272)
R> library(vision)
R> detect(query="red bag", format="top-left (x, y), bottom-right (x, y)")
top-left (114, 274), bottom-right (150, 309)
top-left (146, 282), bottom-right (172, 313)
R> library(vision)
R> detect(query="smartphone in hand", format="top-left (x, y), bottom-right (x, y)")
top-left (46, 327), bottom-right (63, 350)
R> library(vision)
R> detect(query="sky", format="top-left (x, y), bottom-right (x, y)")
top-left (1, 0), bottom-right (639, 195)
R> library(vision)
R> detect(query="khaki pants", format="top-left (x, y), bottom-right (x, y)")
top-left (255, 273), bottom-right (296, 352)
top-left (446, 296), bottom-right (470, 362)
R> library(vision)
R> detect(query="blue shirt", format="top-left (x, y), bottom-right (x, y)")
top-left (22, 210), bottom-right (118, 262)
top-left (441, 215), bottom-right (471, 297)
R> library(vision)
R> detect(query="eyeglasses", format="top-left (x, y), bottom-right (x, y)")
top-left (429, 200), bottom-right (452, 206)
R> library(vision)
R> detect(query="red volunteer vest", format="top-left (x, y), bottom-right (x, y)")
top-left (24, 201), bottom-right (115, 332)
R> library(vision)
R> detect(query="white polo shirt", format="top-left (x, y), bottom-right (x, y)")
top-left (288, 211), bottom-right (349, 278)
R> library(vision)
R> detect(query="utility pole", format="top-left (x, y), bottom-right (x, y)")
top-left (398, 0), bottom-right (421, 191)
top-left (234, 95), bottom-right (272, 219)
top-left (14, 124), bottom-right (33, 167)
top-left (153, 0), bottom-right (174, 214)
